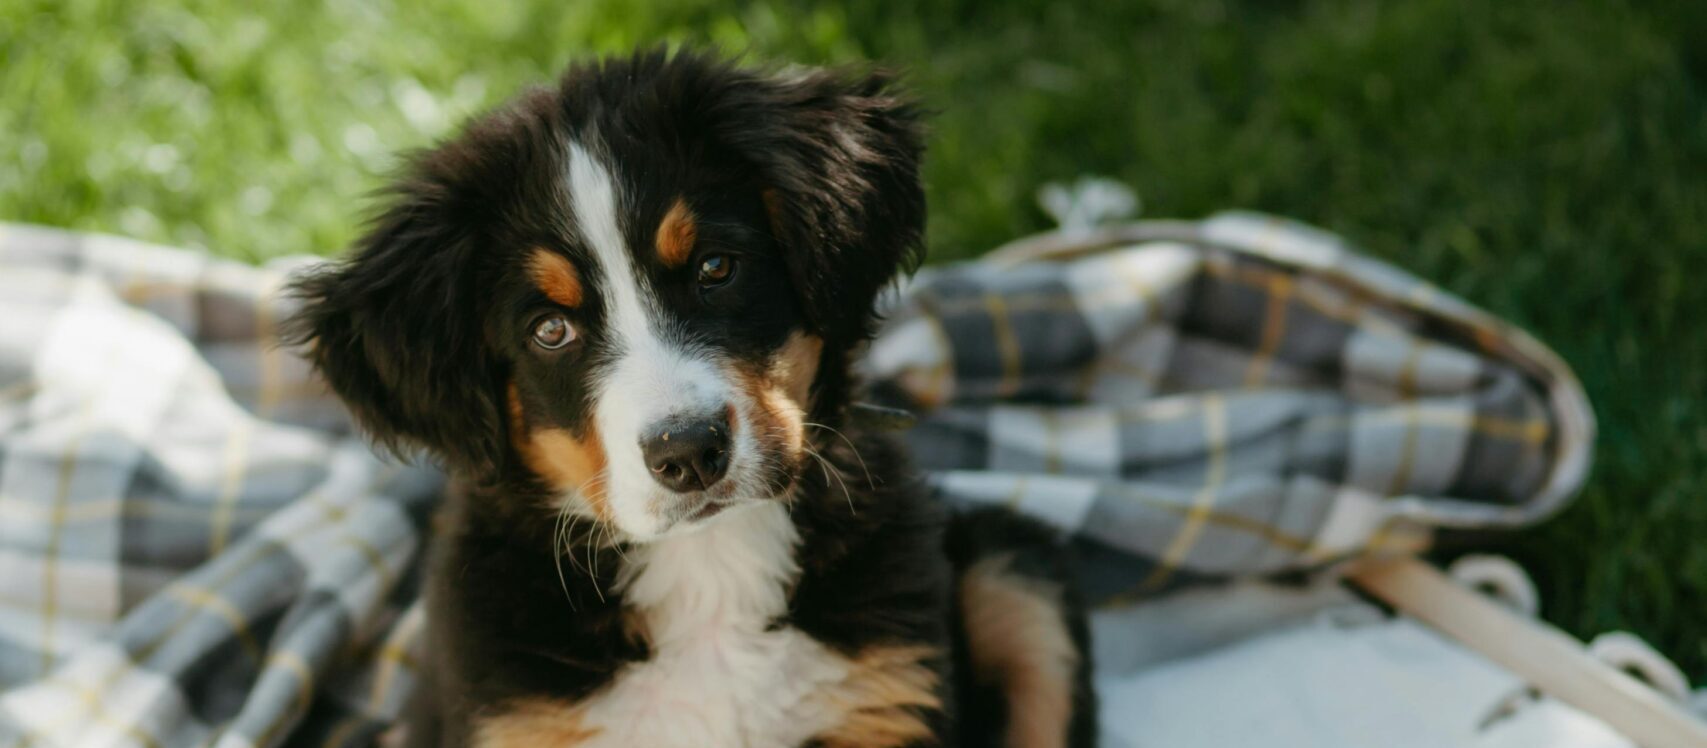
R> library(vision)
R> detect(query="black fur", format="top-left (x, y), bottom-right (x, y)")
top-left (287, 48), bottom-right (1093, 747)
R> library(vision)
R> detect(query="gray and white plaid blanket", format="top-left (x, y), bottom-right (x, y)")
top-left (0, 212), bottom-right (1593, 747)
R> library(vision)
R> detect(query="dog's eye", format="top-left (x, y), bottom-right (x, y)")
top-left (696, 254), bottom-right (736, 287)
top-left (531, 315), bottom-right (576, 350)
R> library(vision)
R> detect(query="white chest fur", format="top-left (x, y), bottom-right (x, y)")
top-left (575, 503), bottom-right (850, 748)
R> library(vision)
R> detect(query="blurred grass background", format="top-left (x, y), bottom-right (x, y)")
top-left (4, 0), bottom-right (1704, 681)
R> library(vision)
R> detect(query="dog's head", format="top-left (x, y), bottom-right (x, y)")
top-left (288, 50), bottom-right (923, 541)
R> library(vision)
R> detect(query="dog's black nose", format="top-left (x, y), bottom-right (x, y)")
top-left (640, 410), bottom-right (731, 493)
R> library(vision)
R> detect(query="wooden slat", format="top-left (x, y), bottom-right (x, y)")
top-left (1349, 556), bottom-right (1707, 748)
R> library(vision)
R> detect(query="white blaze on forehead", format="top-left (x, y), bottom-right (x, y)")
top-left (566, 141), bottom-right (651, 361)
top-left (566, 140), bottom-right (728, 538)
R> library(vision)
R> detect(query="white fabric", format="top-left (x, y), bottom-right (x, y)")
top-left (1093, 583), bottom-right (1637, 748)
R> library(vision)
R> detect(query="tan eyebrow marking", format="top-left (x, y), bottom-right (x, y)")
top-left (655, 197), bottom-right (697, 268)
top-left (526, 248), bottom-right (583, 308)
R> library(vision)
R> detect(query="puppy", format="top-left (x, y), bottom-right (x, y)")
top-left (288, 48), bottom-right (1095, 748)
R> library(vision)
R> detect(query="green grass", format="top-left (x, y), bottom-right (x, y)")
top-left (5, 0), bottom-right (1705, 681)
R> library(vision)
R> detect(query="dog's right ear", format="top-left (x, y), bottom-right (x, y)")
top-left (700, 61), bottom-right (927, 345)
top-left (284, 182), bottom-right (506, 477)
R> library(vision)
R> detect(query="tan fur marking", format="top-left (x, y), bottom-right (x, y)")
top-left (655, 198), bottom-right (697, 268)
top-left (772, 332), bottom-right (823, 410)
top-left (527, 248), bottom-right (584, 308)
top-left (506, 384), bottom-right (610, 520)
top-left (814, 645), bottom-right (944, 748)
top-left (473, 699), bottom-right (600, 748)
top-left (961, 556), bottom-right (1079, 748)
top-left (728, 332), bottom-right (822, 473)
top-left (731, 366), bottom-right (800, 466)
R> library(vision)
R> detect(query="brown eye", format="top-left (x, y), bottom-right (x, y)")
top-left (531, 315), bottom-right (575, 349)
top-left (696, 254), bottom-right (735, 287)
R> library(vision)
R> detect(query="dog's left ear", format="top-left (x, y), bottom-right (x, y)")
top-left (283, 185), bottom-right (507, 478)
top-left (710, 64), bottom-right (926, 343)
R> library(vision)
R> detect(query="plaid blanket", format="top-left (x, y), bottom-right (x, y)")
top-left (0, 213), bottom-right (1593, 747)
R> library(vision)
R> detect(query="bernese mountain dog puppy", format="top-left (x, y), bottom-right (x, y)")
top-left (287, 48), bottom-right (1096, 748)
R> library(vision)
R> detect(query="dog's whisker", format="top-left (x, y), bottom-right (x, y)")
top-left (805, 421), bottom-right (876, 491)
top-left (561, 471), bottom-right (611, 604)
top-left (606, 524), bottom-right (631, 563)
top-left (803, 445), bottom-right (855, 516)
top-left (587, 529), bottom-right (606, 604)
top-left (552, 506), bottom-right (578, 610)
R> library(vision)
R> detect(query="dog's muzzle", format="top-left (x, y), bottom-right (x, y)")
top-left (640, 407), bottom-right (732, 493)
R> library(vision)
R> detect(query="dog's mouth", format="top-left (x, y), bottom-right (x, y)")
top-left (674, 494), bottom-right (746, 526)
top-left (685, 499), bottom-right (728, 522)
top-left (656, 449), bottom-right (802, 531)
